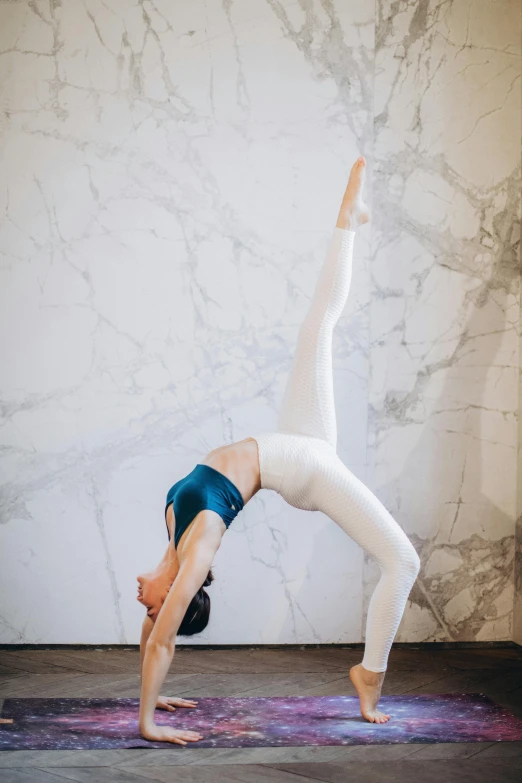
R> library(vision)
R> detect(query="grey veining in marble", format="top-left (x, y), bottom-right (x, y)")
top-left (0, 0), bottom-right (520, 644)
top-left (367, 0), bottom-right (521, 644)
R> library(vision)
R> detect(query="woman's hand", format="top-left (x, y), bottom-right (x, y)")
top-left (141, 723), bottom-right (203, 745)
top-left (156, 696), bottom-right (198, 712)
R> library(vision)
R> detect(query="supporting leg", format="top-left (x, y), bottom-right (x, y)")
top-left (308, 449), bottom-right (420, 722)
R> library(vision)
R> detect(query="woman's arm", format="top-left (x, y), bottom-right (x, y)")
top-left (140, 615), bottom-right (155, 679)
top-left (140, 614), bottom-right (197, 712)
top-left (138, 544), bottom-right (214, 743)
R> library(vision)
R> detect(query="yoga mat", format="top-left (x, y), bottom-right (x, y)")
top-left (1, 694), bottom-right (521, 750)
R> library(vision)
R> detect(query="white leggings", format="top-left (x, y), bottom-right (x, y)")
top-left (251, 228), bottom-right (420, 672)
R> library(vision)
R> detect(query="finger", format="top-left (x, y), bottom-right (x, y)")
top-left (172, 738), bottom-right (187, 746)
top-left (167, 706), bottom-right (175, 712)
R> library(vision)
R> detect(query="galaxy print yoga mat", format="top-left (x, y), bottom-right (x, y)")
top-left (1, 694), bottom-right (522, 750)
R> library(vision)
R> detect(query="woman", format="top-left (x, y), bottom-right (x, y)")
top-left (136, 157), bottom-right (420, 745)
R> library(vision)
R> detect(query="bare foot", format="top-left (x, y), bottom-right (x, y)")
top-left (336, 157), bottom-right (370, 231)
top-left (349, 663), bottom-right (390, 723)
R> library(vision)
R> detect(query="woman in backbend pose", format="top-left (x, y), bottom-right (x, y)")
top-left (136, 157), bottom-right (420, 745)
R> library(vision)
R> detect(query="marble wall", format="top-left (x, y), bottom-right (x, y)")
top-left (514, 0), bottom-right (522, 652)
top-left (0, 0), bottom-right (520, 645)
top-left (369, 0), bottom-right (521, 644)
top-left (513, 288), bottom-right (522, 644)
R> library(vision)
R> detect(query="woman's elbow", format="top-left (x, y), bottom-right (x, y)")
top-left (146, 634), bottom-right (176, 656)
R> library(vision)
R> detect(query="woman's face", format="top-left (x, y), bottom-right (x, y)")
top-left (136, 571), bottom-right (171, 622)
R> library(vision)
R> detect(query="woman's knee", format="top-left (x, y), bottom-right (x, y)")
top-left (379, 538), bottom-right (420, 586)
top-left (400, 541), bottom-right (420, 583)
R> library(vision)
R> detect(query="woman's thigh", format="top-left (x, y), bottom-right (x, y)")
top-left (306, 452), bottom-right (415, 564)
top-left (253, 431), bottom-right (334, 511)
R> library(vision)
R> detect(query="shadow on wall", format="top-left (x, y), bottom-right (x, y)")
top-left (372, 205), bottom-right (521, 644)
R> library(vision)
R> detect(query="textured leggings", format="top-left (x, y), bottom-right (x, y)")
top-left (251, 228), bottom-right (420, 672)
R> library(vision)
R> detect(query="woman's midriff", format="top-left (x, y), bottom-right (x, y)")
top-left (200, 437), bottom-right (261, 503)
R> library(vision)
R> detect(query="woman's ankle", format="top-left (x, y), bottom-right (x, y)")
top-left (359, 663), bottom-right (386, 686)
top-left (336, 205), bottom-right (370, 231)
top-left (336, 209), bottom-right (358, 230)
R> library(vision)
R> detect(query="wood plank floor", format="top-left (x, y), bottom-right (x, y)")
top-left (0, 646), bottom-right (521, 782)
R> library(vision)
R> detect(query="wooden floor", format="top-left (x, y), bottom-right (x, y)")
top-left (0, 645), bottom-right (521, 782)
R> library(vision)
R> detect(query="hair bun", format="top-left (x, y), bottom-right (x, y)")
top-left (203, 568), bottom-right (214, 588)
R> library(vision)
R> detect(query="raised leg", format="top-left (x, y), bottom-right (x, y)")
top-left (276, 227), bottom-right (354, 447)
top-left (277, 158), bottom-right (369, 448)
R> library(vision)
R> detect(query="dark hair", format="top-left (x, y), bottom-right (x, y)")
top-left (177, 569), bottom-right (214, 636)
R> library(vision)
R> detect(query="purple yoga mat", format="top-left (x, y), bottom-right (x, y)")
top-left (1, 694), bottom-right (522, 750)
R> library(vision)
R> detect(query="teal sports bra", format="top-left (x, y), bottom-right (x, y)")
top-left (164, 464), bottom-right (244, 548)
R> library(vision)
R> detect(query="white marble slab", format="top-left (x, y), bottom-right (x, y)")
top-left (0, 0), bottom-right (520, 645)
